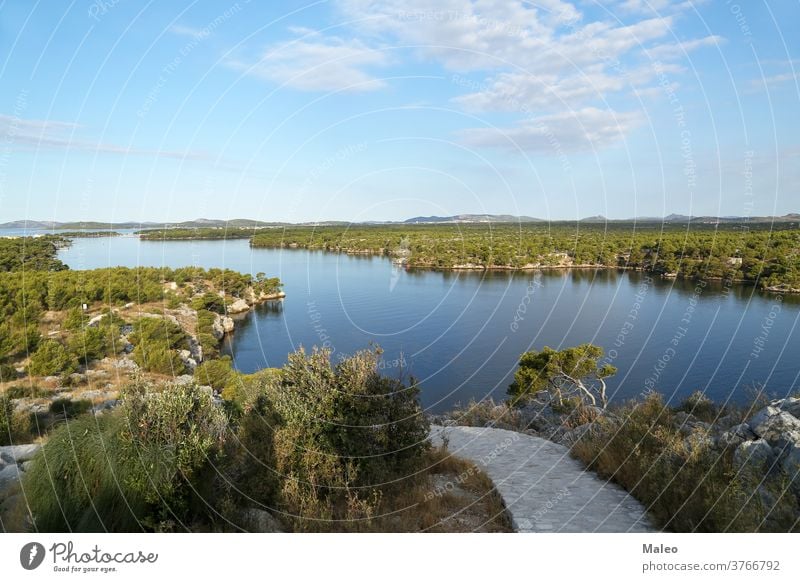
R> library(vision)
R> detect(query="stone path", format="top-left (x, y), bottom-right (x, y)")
top-left (430, 425), bottom-right (656, 533)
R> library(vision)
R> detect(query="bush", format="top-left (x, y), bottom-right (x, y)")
top-left (131, 344), bottom-right (186, 375)
top-left (67, 326), bottom-right (117, 365)
top-left (129, 317), bottom-right (187, 375)
top-left (0, 396), bottom-right (34, 445)
top-left (265, 348), bottom-right (430, 530)
top-left (0, 363), bottom-right (19, 382)
top-left (48, 398), bottom-right (92, 419)
top-left (218, 394), bottom-right (282, 515)
top-left (27, 340), bottom-right (77, 377)
top-left (24, 378), bottom-right (227, 532)
top-left (62, 307), bottom-right (87, 331)
top-left (570, 393), bottom-right (795, 532)
top-left (194, 356), bottom-right (234, 391)
top-left (674, 390), bottom-right (720, 423)
top-left (3, 384), bottom-right (45, 400)
top-left (191, 293), bottom-right (225, 314)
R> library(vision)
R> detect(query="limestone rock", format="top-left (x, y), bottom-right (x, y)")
top-left (178, 350), bottom-right (198, 371)
top-left (716, 423), bottom-right (757, 448)
top-left (227, 299), bottom-right (250, 314)
top-left (0, 464), bottom-right (21, 488)
top-left (774, 397), bottom-right (800, 420)
top-left (241, 508), bottom-right (284, 532)
top-left (0, 444), bottom-right (41, 464)
top-left (782, 445), bottom-right (800, 495)
top-left (211, 315), bottom-right (234, 339)
top-left (749, 409), bottom-right (800, 451)
top-left (112, 357), bottom-right (139, 371)
top-left (87, 313), bottom-right (107, 327)
top-left (733, 439), bottom-right (776, 471)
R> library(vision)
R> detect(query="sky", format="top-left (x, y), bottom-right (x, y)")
top-left (0, 0), bottom-right (798, 223)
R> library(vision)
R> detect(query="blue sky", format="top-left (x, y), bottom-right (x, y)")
top-left (0, 0), bottom-right (797, 223)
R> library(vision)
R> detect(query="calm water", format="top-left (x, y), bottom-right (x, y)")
top-left (58, 236), bottom-right (800, 412)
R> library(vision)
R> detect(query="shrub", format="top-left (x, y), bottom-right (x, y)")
top-left (194, 356), bottom-right (234, 391)
top-left (129, 317), bottom-right (187, 375)
top-left (67, 326), bottom-right (117, 365)
top-left (131, 344), bottom-right (186, 375)
top-left (0, 396), bottom-right (34, 445)
top-left (570, 393), bottom-right (794, 532)
top-left (62, 307), bottom-right (87, 331)
top-left (265, 348), bottom-right (430, 530)
top-left (48, 398), bottom-right (92, 419)
top-left (24, 378), bottom-right (227, 532)
top-left (191, 293), bottom-right (225, 314)
top-left (0, 363), bottom-right (19, 382)
top-left (27, 340), bottom-right (77, 377)
top-left (674, 390), bottom-right (720, 423)
top-left (3, 384), bottom-right (45, 400)
top-left (218, 394), bottom-right (282, 516)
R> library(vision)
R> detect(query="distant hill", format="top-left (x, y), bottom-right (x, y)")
top-left (1, 213), bottom-right (798, 230)
top-left (403, 214), bottom-right (544, 224)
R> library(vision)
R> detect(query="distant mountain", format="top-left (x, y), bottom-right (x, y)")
top-left (1, 213), bottom-right (798, 230)
top-left (403, 214), bottom-right (544, 224)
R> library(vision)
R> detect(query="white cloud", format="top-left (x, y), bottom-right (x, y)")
top-left (0, 114), bottom-right (208, 160)
top-left (616, 0), bottom-right (706, 15)
top-left (459, 107), bottom-right (643, 153)
top-left (749, 72), bottom-right (797, 90)
top-left (227, 31), bottom-right (389, 92)
top-left (453, 63), bottom-right (680, 112)
top-left (168, 24), bottom-right (208, 39)
top-left (646, 35), bottom-right (722, 59)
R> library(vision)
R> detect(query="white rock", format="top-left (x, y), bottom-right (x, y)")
top-left (775, 397), bottom-right (800, 420)
top-left (227, 299), bottom-right (250, 314)
top-left (750, 410), bottom-right (800, 450)
top-left (242, 508), bottom-right (283, 533)
top-left (87, 313), bottom-right (107, 327)
top-left (734, 439), bottom-right (776, 471)
top-left (0, 444), bottom-right (41, 464)
top-left (0, 464), bottom-right (21, 488)
top-left (112, 358), bottom-right (139, 371)
top-left (781, 444), bottom-right (800, 494)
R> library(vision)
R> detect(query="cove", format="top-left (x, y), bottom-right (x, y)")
top-left (59, 235), bottom-right (800, 412)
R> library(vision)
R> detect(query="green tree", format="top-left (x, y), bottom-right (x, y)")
top-left (28, 340), bottom-right (77, 377)
top-left (508, 344), bottom-right (616, 408)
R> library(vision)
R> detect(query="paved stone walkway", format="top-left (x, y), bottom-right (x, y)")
top-left (430, 425), bottom-right (656, 533)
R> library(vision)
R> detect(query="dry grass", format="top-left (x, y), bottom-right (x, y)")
top-left (366, 447), bottom-right (513, 532)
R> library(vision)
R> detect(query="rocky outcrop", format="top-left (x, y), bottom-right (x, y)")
top-left (227, 299), bottom-right (250, 314)
top-left (212, 314), bottom-right (235, 339)
top-left (0, 444), bottom-right (41, 505)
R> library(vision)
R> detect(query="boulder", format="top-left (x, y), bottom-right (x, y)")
top-left (0, 464), bottom-right (21, 489)
top-left (221, 316), bottom-right (235, 333)
top-left (0, 444), bottom-right (41, 464)
top-left (173, 375), bottom-right (195, 386)
top-left (227, 299), bottom-right (250, 314)
top-left (178, 350), bottom-right (198, 371)
top-left (112, 358), bottom-right (139, 371)
top-left (733, 439), bottom-right (776, 471)
top-left (774, 397), bottom-right (800, 420)
top-left (87, 313), bottom-right (107, 327)
top-left (716, 423), bottom-right (757, 448)
top-left (782, 445), bottom-right (800, 495)
top-left (241, 508), bottom-right (284, 533)
top-left (749, 410), bottom-right (800, 451)
top-left (211, 315), bottom-right (235, 339)
top-left (187, 337), bottom-right (203, 363)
